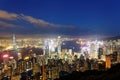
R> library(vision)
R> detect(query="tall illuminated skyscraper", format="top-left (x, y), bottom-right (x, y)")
top-left (57, 36), bottom-right (61, 58)
top-left (44, 40), bottom-right (49, 57)
top-left (12, 34), bottom-right (17, 50)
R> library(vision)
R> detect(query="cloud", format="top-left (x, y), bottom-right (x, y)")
top-left (0, 10), bottom-right (18, 20)
top-left (0, 10), bottom-right (92, 36)
top-left (0, 21), bottom-right (16, 28)
top-left (0, 10), bottom-right (59, 27)
top-left (21, 14), bottom-right (59, 27)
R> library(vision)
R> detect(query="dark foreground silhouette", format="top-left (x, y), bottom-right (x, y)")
top-left (55, 63), bottom-right (120, 80)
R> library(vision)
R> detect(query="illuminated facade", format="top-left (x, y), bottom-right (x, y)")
top-left (0, 35), bottom-right (120, 61)
top-left (13, 34), bottom-right (16, 50)
top-left (106, 55), bottom-right (111, 69)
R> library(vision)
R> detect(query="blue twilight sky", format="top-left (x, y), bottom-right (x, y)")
top-left (0, 0), bottom-right (120, 36)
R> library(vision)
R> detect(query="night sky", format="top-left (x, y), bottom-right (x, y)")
top-left (0, 0), bottom-right (120, 36)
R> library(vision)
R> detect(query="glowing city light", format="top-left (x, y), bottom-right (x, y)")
top-left (9, 56), bottom-right (14, 59)
top-left (18, 53), bottom-right (21, 55)
top-left (58, 36), bottom-right (61, 39)
top-left (24, 56), bottom-right (30, 60)
top-left (3, 54), bottom-right (9, 58)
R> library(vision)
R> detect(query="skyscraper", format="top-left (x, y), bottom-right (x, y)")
top-left (12, 34), bottom-right (17, 50)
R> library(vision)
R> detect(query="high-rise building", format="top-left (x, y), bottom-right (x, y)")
top-left (117, 52), bottom-right (120, 63)
top-left (12, 34), bottom-right (17, 50)
top-left (57, 36), bottom-right (62, 58)
top-left (106, 55), bottom-right (111, 69)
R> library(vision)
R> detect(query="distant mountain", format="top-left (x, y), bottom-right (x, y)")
top-left (102, 36), bottom-right (120, 41)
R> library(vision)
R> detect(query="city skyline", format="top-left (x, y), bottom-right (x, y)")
top-left (0, 0), bottom-right (120, 36)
